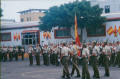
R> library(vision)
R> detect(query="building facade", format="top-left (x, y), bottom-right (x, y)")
top-left (18, 9), bottom-right (47, 22)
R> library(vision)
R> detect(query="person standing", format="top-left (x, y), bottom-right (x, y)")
top-left (9, 47), bottom-right (13, 61)
top-left (116, 41), bottom-right (120, 67)
top-left (35, 44), bottom-right (41, 65)
top-left (0, 47), bottom-right (3, 62)
top-left (21, 46), bottom-right (25, 60)
top-left (102, 42), bottom-right (111, 77)
top-left (81, 44), bottom-right (90, 79)
top-left (91, 42), bottom-right (100, 78)
top-left (70, 41), bottom-right (81, 78)
top-left (61, 43), bottom-right (71, 79)
top-left (15, 47), bottom-right (18, 61)
top-left (28, 45), bottom-right (34, 66)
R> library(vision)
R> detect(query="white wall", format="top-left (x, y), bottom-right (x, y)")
top-left (1, 27), bottom-right (39, 47)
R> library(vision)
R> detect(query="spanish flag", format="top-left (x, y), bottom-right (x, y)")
top-left (107, 26), bottom-right (114, 35)
top-left (114, 25), bottom-right (117, 37)
top-left (118, 26), bottom-right (120, 35)
top-left (74, 14), bottom-right (81, 56)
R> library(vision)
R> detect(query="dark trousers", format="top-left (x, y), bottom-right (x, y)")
top-left (82, 57), bottom-right (90, 79)
top-left (0, 53), bottom-right (3, 62)
top-left (15, 53), bottom-right (18, 61)
top-left (29, 53), bottom-right (33, 65)
top-left (21, 52), bottom-right (24, 60)
top-left (103, 55), bottom-right (110, 76)
top-left (71, 55), bottom-right (80, 76)
top-left (35, 53), bottom-right (40, 65)
top-left (91, 56), bottom-right (100, 78)
top-left (9, 53), bottom-right (13, 61)
top-left (3, 53), bottom-right (7, 62)
top-left (61, 56), bottom-right (70, 78)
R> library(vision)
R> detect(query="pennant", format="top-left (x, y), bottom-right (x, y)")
top-left (114, 25), bottom-right (117, 37)
top-left (107, 26), bottom-right (114, 35)
top-left (118, 26), bottom-right (120, 35)
top-left (74, 14), bottom-right (81, 56)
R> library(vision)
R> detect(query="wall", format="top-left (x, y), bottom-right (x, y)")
top-left (1, 27), bottom-right (39, 47)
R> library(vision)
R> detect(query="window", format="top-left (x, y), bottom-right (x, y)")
top-left (54, 29), bottom-right (71, 38)
top-left (22, 31), bottom-right (39, 45)
top-left (0, 32), bottom-right (11, 41)
top-left (87, 25), bottom-right (106, 37)
top-left (21, 18), bottom-right (24, 22)
top-left (105, 5), bottom-right (110, 13)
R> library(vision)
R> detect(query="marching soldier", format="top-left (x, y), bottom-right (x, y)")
top-left (9, 46), bottom-right (13, 61)
top-left (20, 46), bottom-right (25, 60)
top-left (35, 44), bottom-right (41, 65)
top-left (28, 45), bottom-right (34, 66)
top-left (3, 46), bottom-right (8, 62)
top-left (102, 42), bottom-right (111, 77)
top-left (43, 45), bottom-right (50, 66)
top-left (15, 47), bottom-right (18, 61)
top-left (81, 44), bottom-right (90, 79)
top-left (70, 41), bottom-right (81, 78)
top-left (61, 43), bottom-right (71, 79)
top-left (0, 47), bottom-right (3, 62)
top-left (91, 42), bottom-right (100, 78)
top-left (116, 41), bottom-right (120, 67)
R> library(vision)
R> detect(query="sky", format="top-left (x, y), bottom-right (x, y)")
top-left (1, 0), bottom-right (76, 22)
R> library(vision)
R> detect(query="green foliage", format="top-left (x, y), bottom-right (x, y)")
top-left (39, 0), bottom-right (106, 31)
top-left (0, 8), bottom-right (2, 17)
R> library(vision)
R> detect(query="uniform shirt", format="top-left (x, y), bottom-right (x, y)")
top-left (61, 46), bottom-right (71, 56)
top-left (36, 47), bottom-right (41, 53)
top-left (21, 48), bottom-right (24, 52)
top-left (71, 45), bottom-right (81, 55)
top-left (82, 48), bottom-right (89, 57)
top-left (3, 48), bottom-right (7, 53)
top-left (28, 47), bottom-right (33, 53)
top-left (102, 45), bottom-right (111, 55)
top-left (116, 45), bottom-right (120, 52)
top-left (10, 48), bottom-right (13, 52)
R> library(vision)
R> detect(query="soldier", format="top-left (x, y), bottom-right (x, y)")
top-left (35, 44), bottom-right (41, 65)
top-left (70, 41), bottom-right (81, 78)
top-left (43, 45), bottom-right (50, 66)
top-left (102, 42), bottom-right (111, 77)
top-left (61, 43), bottom-right (71, 79)
top-left (81, 44), bottom-right (90, 79)
top-left (9, 46), bottom-right (13, 61)
top-left (116, 41), bottom-right (120, 67)
top-left (0, 46), bottom-right (3, 62)
top-left (3, 46), bottom-right (8, 62)
top-left (14, 47), bottom-right (18, 61)
top-left (20, 46), bottom-right (25, 60)
top-left (28, 45), bottom-right (34, 66)
top-left (91, 42), bottom-right (100, 78)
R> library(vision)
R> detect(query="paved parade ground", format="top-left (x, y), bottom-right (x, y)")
top-left (1, 58), bottom-right (120, 79)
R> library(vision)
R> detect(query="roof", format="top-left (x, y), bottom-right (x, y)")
top-left (17, 9), bottom-right (48, 13)
top-left (1, 21), bottom-right (40, 29)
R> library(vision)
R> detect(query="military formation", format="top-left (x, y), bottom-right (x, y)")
top-left (0, 40), bottom-right (120, 79)
top-left (0, 46), bottom-right (25, 62)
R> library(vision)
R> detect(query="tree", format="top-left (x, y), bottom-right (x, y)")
top-left (0, 8), bottom-right (2, 17)
top-left (39, 0), bottom-right (106, 40)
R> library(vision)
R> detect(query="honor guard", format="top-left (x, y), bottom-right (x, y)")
top-left (91, 42), bottom-right (100, 78)
top-left (116, 41), bottom-right (120, 67)
top-left (43, 45), bottom-right (50, 66)
top-left (81, 44), bottom-right (90, 79)
top-left (3, 47), bottom-right (8, 62)
top-left (70, 41), bottom-right (81, 78)
top-left (28, 45), bottom-right (34, 66)
top-left (20, 46), bottom-right (25, 60)
top-left (9, 47), bottom-right (13, 61)
top-left (0, 47), bottom-right (3, 62)
top-left (35, 44), bottom-right (41, 65)
top-left (102, 42), bottom-right (111, 77)
top-left (61, 43), bottom-right (71, 79)
top-left (15, 47), bottom-right (18, 61)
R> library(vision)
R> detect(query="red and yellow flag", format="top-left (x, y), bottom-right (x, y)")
top-left (74, 14), bottom-right (81, 56)
top-left (118, 26), bottom-right (120, 35)
top-left (107, 26), bottom-right (114, 35)
top-left (114, 25), bottom-right (117, 37)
